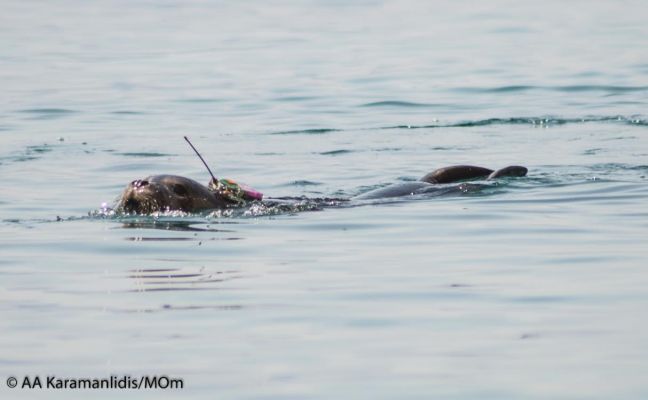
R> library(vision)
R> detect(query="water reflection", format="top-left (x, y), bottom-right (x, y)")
top-left (128, 267), bottom-right (246, 292)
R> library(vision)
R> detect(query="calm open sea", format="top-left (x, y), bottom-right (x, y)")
top-left (2, 1), bottom-right (648, 399)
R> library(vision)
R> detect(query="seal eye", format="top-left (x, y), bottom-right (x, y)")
top-left (172, 184), bottom-right (188, 196)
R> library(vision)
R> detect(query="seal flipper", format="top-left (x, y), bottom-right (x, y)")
top-left (487, 166), bottom-right (528, 179)
top-left (420, 165), bottom-right (494, 184)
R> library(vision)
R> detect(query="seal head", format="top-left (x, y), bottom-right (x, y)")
top-left (117, 175), bottom-right (230, 214)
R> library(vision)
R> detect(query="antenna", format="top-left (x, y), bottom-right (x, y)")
top-left (184, 136), bottom-right (217, 182)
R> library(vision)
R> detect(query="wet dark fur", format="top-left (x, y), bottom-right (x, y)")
top-left (117, 165), bottom-right (527, 214)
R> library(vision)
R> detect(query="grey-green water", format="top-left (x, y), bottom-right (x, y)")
top-left (2, 1), bottom-right (648, 399)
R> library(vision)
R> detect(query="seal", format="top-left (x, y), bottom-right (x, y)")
top-left (117, 175), bottom-right (231, 214)
top-left (117, 165), bottom-right (527, 214)
top-left (354, 165), bottom-right (528, 199)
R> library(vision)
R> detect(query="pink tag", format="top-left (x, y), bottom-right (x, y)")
top-left (239, 183), bottom-right (263, 201)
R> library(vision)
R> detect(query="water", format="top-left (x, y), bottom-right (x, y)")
top-left (2, 1), bottom-right (648, 398)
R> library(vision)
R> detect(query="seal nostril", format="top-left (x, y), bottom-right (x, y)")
top-left (131, 180), bottom-right (149, 188)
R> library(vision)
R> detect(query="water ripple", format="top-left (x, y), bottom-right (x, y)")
top-left (175, 98), bottom-right (224, 104)
top-left (17, 108), bottom-right (78, 120)
top-left (289, 180), bottom-right (323, 187)
top-left (270, 128), bottom-right (341, 135)
top-left (127, 267), bottom-right (245, 292)
top-left (18, 108), bottom-right (78, 114)
top-left (264, 115), bottom-right (648, 135)
top-left (454, 85), bottom-right (648, 93)
top-left (318, 149), bottom-right (354, 156)
top-left (116, 152), bottom-right (175, 158)
top-left (0, 144), bottom-right (57, 165)
top-left (110, 110), bottom-right (146, 115)
top-left (360, 101), bottom-right (441, 108)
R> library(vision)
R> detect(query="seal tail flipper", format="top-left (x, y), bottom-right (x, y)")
top-left (420, 165), bottom-right (494, 184)
top-left (487, 166), bottom-right (528, 180)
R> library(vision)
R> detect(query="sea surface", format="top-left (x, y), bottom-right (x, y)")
top-left (2, 1), bottom-right (648, 399)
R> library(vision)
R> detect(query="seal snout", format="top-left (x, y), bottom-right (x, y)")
top-left (122, 197), bottom-right (141, 213)
top-left (119, 178), bottom-right (159, 214)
